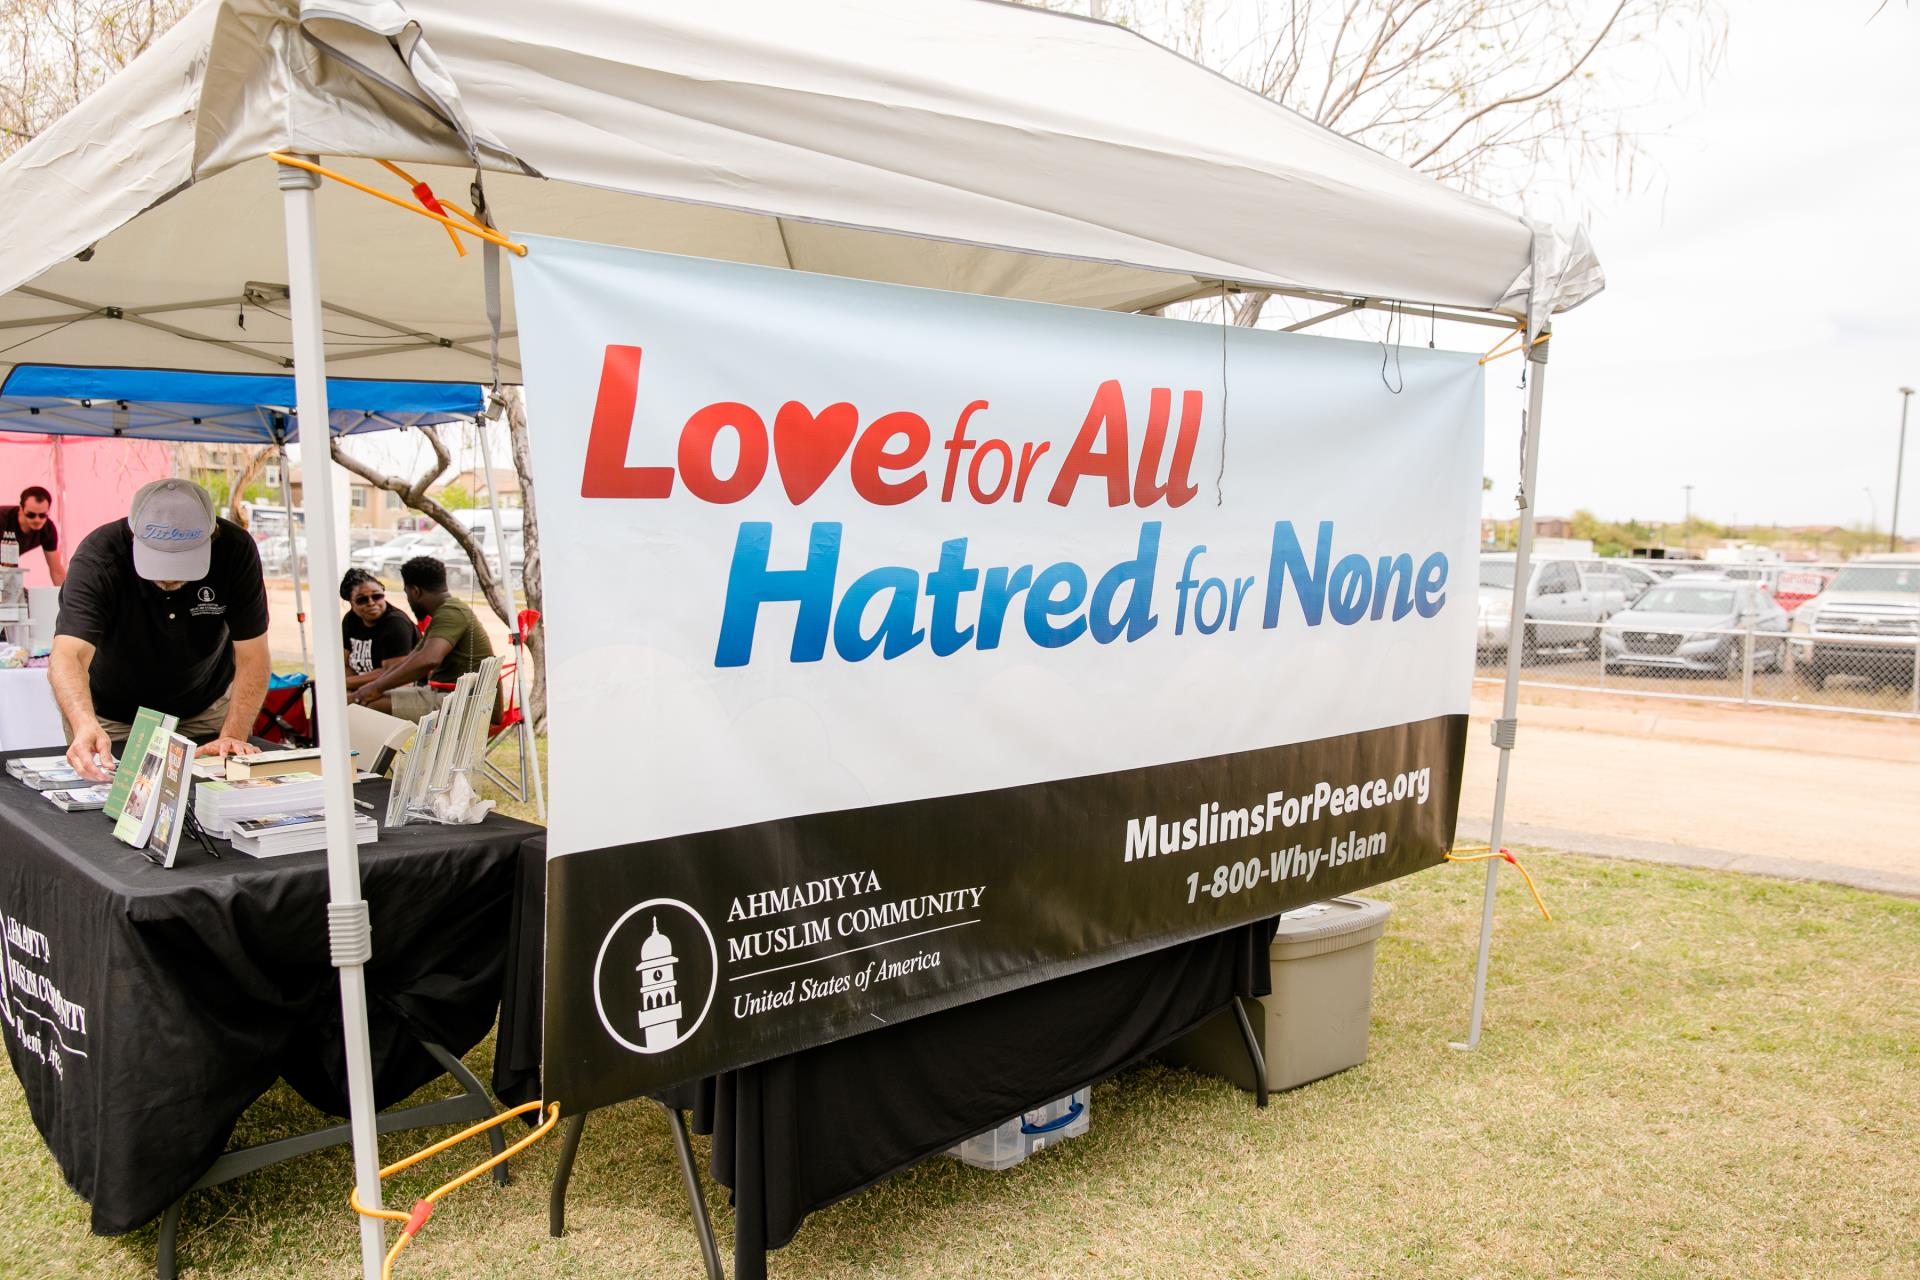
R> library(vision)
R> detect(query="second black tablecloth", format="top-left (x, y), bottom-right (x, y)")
top-left (497, 835), bottom-right (1274, 1278)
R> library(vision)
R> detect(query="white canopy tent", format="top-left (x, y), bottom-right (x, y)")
top-left (0, 2), bottom-right (1598, 1273)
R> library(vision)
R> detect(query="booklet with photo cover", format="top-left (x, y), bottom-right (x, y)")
top-left (112, 727), bottom-right (174, 848)
top-left (105, 707), bottom-right (177, 821)
top-left (146, 734), bottom-right (196, 868)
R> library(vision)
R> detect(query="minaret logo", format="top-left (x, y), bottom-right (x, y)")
top-left (635, 918), bottom-right (684, 1050)
top-left (592, 898), bottom-right (717, 1056)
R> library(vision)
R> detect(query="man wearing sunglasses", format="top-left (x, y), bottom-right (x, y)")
top-left (339, 568), bottom-right (419, 691)
top-left (1, 485), bottom-right (66, 586)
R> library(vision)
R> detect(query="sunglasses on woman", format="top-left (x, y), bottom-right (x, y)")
top-left (353, 591), bottom-right (384, 605)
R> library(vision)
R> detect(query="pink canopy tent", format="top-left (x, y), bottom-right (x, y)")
top-left (0, 434), bottom-right (169, 587)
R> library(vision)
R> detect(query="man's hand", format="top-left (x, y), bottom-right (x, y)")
top-left (66, 723), bottom-right (116, 783)
top-left (195, 736), bottom-right (260, 762)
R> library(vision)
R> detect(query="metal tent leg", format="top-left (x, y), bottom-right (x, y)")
top-left (275, 434), bottom-right (311, 678)
top-left (279, 154), bottom-right (387, 1280)
top-left (1454, 336), bottom-right (1552, 1052)
top-left (549, 1111), bottom-right (587, 1238)
top-left (662, 1102), bottom-right (726, 1280)
top-left (1230, 998), bottom-right (1269, 1108)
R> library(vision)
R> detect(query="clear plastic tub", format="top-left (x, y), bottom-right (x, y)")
top-left (947, 1086), bottom-right (1091, 1170)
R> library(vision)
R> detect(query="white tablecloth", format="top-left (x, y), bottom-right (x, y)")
top-left (0, 666), bottom-right (62, 751)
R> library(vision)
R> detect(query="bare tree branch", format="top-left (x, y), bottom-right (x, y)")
top-left (1408, 0), bottom-right (1631, 170)
top-left (329, 427), bottom-right (515, 629)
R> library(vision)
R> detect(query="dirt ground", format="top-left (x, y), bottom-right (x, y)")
top-left (1461, 680), bottom-right (1920, 892)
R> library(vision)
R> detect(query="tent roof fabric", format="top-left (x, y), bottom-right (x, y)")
top-left (0, 0), bottom-right (1599, 386)
top-left (0, 368), bottom-right (479, 442)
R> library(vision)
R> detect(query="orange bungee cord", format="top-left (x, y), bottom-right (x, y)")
top-left (1447, 844), bottom-right (1553, 921)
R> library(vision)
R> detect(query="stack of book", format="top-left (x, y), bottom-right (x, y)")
top-left (8, 754), bottom-right (87, 792)
top-left (227, 810), bottom-right (378, 858)
top-left (193, 772), bottom-right (325, 837)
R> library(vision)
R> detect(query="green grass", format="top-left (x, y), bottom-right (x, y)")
top-left (4, 844), bottom-right (1915, 1277)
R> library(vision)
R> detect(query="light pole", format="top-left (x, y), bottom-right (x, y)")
top-left (1893, 387), bottom-right (1913, 553)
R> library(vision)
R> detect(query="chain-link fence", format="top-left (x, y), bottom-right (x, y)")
top-left (1473, 555), bottom-right (1920, 719)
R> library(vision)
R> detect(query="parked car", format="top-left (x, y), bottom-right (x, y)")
top-left (1605, 561), bottom-right (1663, 602)
top-left (409, 517), bottom-right (525, 595)
top-left (1788, 554), bottom-right (1920, 689)
top-left (350, 530), bottom-right (430, 576)
top-left (1601, 575), bottom-right (1788, 676)
top-left (256, 534), bottom-right (308, 577)
top-left (1477, 553), bottom-right (1627, 659)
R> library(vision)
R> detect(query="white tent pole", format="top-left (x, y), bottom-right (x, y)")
top-left (1455, 334), bottom-right (1550, 1052)
top-left (475, 414), bottom-right (546, 820)
top-left (274, 425), bottom-right (313, 677)
top-left (278, 157), bottom-right (386, 1279)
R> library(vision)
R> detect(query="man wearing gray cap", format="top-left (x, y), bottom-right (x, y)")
top-left (49, 478), bottom-right (270, 782)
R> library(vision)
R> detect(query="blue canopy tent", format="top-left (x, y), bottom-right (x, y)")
top-left (0, 365), bottom-right (480, 441)
top-left (0, 365), bottom-right (486, 699)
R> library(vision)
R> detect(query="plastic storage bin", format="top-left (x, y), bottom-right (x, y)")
top-left (1157, 896), bottom-right (1391, 1093)
top-left (947, 1087), bottom-right (1091, 1170)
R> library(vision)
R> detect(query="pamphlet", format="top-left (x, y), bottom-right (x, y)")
top-left (105, 707), bottom-right (177, 821)
top-left (146, 733), bottom-right (196, 868)
top-left (112, 727), bottom-right (174, 847)
top-left (7, 754), bottom-right (69, 780)
top-left (44, 785), bottom-right (111, 812)
top-left (18, 763), bottom-right (87, 791)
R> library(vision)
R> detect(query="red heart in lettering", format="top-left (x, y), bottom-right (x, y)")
top-left (773, 401), bottom-right (859, 504)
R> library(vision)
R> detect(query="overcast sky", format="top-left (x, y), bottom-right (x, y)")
top-left (1498, 0), bottom-right (1919, 533)
top-left (329, 2), bottom-right (1917, 538)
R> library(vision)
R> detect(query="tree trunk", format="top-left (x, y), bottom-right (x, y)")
top-left (328, 425), bottom-right (514, 625)
top-left (228, 447), bottom-right (270, 528)
top-left (502, 386), bottom-right (548, 733)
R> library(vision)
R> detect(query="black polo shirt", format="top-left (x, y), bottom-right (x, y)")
top-left (1, 504), bottom-right (58, 555)
top-left (55, 517), bottom-right (269, 723)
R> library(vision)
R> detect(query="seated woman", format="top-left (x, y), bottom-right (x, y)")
top-left (340, 568), bottom-right (418, 693)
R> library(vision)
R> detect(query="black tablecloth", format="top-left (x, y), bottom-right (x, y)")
top-left (0, 749), bottom-right (542, 1235)
top-left (497, 836), bottom-right (1276, 1279)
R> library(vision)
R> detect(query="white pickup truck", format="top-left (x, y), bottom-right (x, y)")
top-left (1477, 552), bottom-right (1631, 660)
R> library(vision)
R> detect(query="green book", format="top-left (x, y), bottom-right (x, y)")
top-left (103, 707), bottom-right (177, 822)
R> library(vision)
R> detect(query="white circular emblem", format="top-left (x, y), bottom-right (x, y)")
top-left (197, 586), bottom-right (215, 603)
top-left (591, 898), bottom-right (718, 1055)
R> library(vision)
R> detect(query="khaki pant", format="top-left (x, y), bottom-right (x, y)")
top-left (69, 692), bottom-right (233, 748)
top-left (388, 683), bottom-right (448, 724)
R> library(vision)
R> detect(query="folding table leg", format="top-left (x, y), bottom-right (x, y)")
top-left (423, 1042), bottom-right (509, 1185)
top-left (661, 1102), bottom-right (726, 1280)
top-left (156, 1200), bottom-right (184, 1280)
top-left (1231, 998), bottom-right (1269, 1109)
top-left (549, 1111), bottom-right (587, 1237)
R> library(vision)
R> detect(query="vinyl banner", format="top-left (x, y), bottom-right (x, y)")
top-left (514, 239), bottom-right (1484, 1112)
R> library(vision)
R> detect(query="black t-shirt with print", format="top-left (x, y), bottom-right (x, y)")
top-left (55, 517), bottom-right (269, 722)
top-left (343, 603), bottom-right (419, 674)
top-left (0, 505), bottom-right (58, 555)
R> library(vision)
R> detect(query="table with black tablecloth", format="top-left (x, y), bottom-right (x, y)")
top-left (496, 835), bottom-right (1277, 1280)
top-left (0, 748), bottom-right (543, 1236)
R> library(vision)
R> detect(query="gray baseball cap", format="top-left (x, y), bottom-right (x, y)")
top-left (128, 479), bottom-right (217, 582)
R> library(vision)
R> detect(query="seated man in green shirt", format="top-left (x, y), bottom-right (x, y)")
top-left (347, 554), bottom-right (497, 722)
